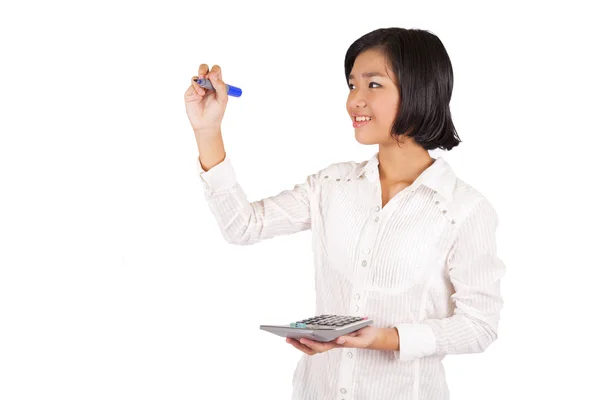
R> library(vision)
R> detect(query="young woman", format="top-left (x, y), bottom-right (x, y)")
top-left (184, 27), bottom-right (505, 400)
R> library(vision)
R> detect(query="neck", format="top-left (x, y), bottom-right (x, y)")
top-left (377, 139), bottom-right (434, 183)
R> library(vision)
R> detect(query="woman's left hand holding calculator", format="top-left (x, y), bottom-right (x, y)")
top-left (286, 326), bottom-right (379, 355)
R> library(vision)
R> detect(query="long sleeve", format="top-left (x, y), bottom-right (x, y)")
top-left (197, 156), bottom-right (314, 245)
top-left (394, 197), bottom-right (506, 361)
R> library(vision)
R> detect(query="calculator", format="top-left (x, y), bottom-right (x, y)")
top-left (260, 314), bottom-right (373, 342)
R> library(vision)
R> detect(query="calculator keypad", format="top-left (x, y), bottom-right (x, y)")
top-left (290, 315), bottom-right (365, 329)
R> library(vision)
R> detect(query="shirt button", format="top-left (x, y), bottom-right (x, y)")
top-left (354, 305), bottom-right (359, 312)
top-left (336, 178), bottom-right (341, 181)
top-left (353, 293), bottom-right (360, 300)
top-left (340, 388), bottom-right (347, 394)
top-left (361, 260), bottom-right (367, 267)
top-left (435, 200), bottom-right (440, 205)
top-left (374, 216), bottom-right (380, 222)
top-left (374, 205), bottom-right (380, 212)
top-left (363, 248), bottom-right (370, 254)
top-left (442, 210), bottom-right (447, 214)
top-left (347, 351), bottom-right (353, 359)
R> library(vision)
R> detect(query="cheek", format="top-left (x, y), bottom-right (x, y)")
top-left (378, 96), bottom-right (400, 125)
top-left (372, 105), bottom-right (393, 126)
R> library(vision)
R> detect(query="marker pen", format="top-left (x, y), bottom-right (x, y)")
top-left (194, 78), bottom-right (242, 97)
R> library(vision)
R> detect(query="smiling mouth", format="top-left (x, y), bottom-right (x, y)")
top-left (353, 117), bottom-right (372, 128)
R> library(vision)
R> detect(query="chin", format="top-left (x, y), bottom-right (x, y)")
top-left (354, 130), bottom-right (382, 145)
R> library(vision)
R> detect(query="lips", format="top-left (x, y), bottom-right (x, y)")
top-left (353, 120), bottom-right (370, 128)
top-left (352, 116), bottom-right (372, 128)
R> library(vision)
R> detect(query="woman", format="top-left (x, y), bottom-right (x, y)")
top-left (184, 27), bottom-right (505, 400)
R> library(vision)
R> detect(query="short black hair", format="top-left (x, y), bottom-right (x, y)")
top-left (344, 27), bottom-right (461, 151)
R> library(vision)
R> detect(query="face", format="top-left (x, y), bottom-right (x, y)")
top-left (346, 48), bottom-right (401, 146)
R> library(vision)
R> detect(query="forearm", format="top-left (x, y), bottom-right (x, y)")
top-left (367, 328), bottom-right (399, 352)
top-left (389, 312), bottom-right (499, 362)
top-left (195, 128), bottom-right (225, 171)
top-left (422, 313), bottom-right (499, 355)
top-left (357, 316), bottom-right (496, 355)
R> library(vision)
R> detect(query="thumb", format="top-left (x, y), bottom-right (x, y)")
top-left (208, 74), bottom-right (228, 105)
top-left (336, 336), bottom-right (351, 346)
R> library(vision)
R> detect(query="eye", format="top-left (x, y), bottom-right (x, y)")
top-left (348, 82), bottom-right (382, 90)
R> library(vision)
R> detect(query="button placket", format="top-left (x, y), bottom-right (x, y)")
top-left (354, 240), bottom-right (374, 314)
top-left (337, 344), bottom-right (356, 400)
top-left (352, 197), bottom-right (382, 317)
top-left (336, 200), bottom-right (379, 400)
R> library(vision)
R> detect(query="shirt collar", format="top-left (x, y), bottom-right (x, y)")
top-left (355, 152), bottom-right (456, 201)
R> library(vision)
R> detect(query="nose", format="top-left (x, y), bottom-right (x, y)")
top-left (349, 93), bottom-right (367, 109)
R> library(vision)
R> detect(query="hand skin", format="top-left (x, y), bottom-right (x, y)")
top-left (286, 326), bottom-right (399, 356)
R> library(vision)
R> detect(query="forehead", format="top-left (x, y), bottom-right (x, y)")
top-left (349, 48), bottom-right (390, 77)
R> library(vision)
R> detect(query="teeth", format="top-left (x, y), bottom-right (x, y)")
top-left (355, 116), bottom-right (372, 122)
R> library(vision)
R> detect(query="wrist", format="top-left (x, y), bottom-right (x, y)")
top-left (368, 327), bottom-right (399, 351)
top-left (194, 127), bottom-right (222, 138)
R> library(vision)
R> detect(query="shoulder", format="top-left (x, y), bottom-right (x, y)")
top-left (308, 159), bottom-right (367, 183)
top-left (449, 177), bottom-right (499, 228)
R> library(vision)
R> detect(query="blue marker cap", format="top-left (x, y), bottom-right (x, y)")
top-left (195, 78), bottom-right (242, 97)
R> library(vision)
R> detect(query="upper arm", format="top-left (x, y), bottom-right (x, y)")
top-left (447, 198), bottom-right (506, 327)
top-left (199, 156), bottom-right (321, 244)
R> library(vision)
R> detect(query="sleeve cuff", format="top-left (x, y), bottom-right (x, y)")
top-left (394, 323), bottom-right (436, 361)
top-left (196, 156), bottom-right (237, 191)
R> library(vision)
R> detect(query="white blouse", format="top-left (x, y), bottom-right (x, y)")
top-left (197, 153), bottom-right (505, 400)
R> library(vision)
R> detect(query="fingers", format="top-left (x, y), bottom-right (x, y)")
top-left (207, 67), bottom-right (227, 104)
top-left (193, 63), bottom-right (227, 104)
top-left (286, 336), bottom-right (348, 356)
top-left (208, 64), bottom-right (222, 81)
top-left (300, 338), bottom-right (340, 353)
top-left (336, 336), bottom-right (347, 345)
top-left (197, 63), bottom-right (222, 80)
top-left (335, 334), bottom-right (360, 346)
top-left (197, 63), bottom-right (209, 78)
top-left (190, 76), bottom-right (206, 97)
top-left (286, 338), bottom-right (317, 355)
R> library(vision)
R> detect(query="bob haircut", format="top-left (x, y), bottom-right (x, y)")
top-left (344, 27), bottom-right (461, 151)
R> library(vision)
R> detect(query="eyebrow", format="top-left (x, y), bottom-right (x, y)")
top-left (348, 72), bottom-right (385, 80)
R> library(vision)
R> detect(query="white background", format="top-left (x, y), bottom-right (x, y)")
top-left (1, 0), bottom-right (599, 399)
